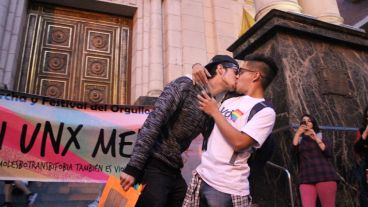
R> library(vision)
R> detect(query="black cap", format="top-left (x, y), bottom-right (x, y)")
top-left (204, 55), bottom-right (239, 70)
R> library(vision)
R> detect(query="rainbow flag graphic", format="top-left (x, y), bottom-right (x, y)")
top-left (230, 109), bottom-right (243, 122)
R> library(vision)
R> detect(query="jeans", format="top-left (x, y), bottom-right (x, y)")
top-left (199, 181), bottom-right (233, 207)
top-left (135, 158), bottom-right (187, 207)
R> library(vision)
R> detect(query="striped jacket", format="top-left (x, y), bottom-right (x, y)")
top-left (123, 76), bottom-right (213, 180)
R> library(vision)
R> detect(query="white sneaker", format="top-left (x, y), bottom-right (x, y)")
top-left (27, 193), bottom-right (38, 205)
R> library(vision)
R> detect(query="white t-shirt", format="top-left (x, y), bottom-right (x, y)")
top-left (196, 95), bottom-right (276, 196)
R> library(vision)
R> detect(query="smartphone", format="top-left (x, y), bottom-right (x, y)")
top-left (300, 120), bottom-right (307, 126)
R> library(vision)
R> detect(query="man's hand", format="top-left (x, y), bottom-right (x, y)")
top-left (120, 172), bottom-right (135, 191)
top-left (198, 91), bottom-right (219, 117)
top-left (192, 63), bottom-right (211, 86)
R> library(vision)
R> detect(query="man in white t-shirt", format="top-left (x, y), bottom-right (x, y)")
top-left (183, 54), bottom-right (279, 207)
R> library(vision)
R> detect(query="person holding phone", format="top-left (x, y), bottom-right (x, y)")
top-left (292, 114), bottom-right (339, 207)
top-left (353, 106), bottom-right (368, 206)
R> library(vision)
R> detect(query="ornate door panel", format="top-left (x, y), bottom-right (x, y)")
top-left (17, 5), bottom-right (131, 104)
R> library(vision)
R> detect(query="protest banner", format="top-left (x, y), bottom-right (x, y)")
top-left (0, 89), bottom-right (151, 183)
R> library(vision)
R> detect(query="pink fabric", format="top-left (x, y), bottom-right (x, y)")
top-left (299, 181), bottom-right (337, 207)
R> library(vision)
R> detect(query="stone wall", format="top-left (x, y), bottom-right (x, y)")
top-left (229, 9), bottom-right (368, 206)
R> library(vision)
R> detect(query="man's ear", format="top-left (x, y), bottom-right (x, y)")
top-left (216, 64), bottom-right (225, 76)
top-left (252, 72), bottom-right (262, 82)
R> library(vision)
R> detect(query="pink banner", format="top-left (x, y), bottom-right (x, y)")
top-left (0, 90), bottom-right (151, 183)
top-left (0, 89), bottom-right (203, 183)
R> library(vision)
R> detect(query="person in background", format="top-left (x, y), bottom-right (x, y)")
top-left (353, 106), bottom-right (368, 206)
top-left (1, 180), bottom-right (38, 207)
top-left (292, 114), bottom-right (339, 207)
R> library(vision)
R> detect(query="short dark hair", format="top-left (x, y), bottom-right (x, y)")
top-left (206, 63), bottom-right (220, 79)
top-left (301, 114), bottom-right (320, 133)
top-left (243, 54), bottom-right (279, 89)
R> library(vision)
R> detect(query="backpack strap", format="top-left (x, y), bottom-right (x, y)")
top-left (247, 101), bottom-right (273, 122)
top-left (229, 100), bottom-right (273, 165)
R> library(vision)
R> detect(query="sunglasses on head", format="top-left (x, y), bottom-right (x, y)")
top-left (222, 63), bottom-right (239, 74)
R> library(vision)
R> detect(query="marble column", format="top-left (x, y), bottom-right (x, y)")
top-left (254, 0), bottom-right (301, 21)
top-left (162, 0), bottom-right (183, 84)
top-left (0, 0), bottom-right (27, 90)
top-left (131, 0), bottom-right (144, 102)
top-left (147, 0), bottom-right (163, 97)
top-left (299, 0), bottom-right (344, 24)
top-left (0, 0), bottom-right (10, 51)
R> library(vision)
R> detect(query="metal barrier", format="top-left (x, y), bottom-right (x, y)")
top-left (266, 161), bottom-right (295, 207)
top-left (291, 124), bottom-right (358, 132)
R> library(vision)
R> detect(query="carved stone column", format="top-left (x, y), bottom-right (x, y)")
top-left (148, 0), bottom-right (163, 97)
top-left (0, 0), bottom-right (27, 90)
top-left (162, 0), bottom-right (183, 84)
top-left (0, 0), bottom-right (10, 51)
top-left (299, 0), bottom-right (344, 24)
top-left (254, 0), bottom-right (301, 21)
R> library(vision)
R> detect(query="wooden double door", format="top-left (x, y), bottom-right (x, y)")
top-left (17, 4), bottom-right (132, 104)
